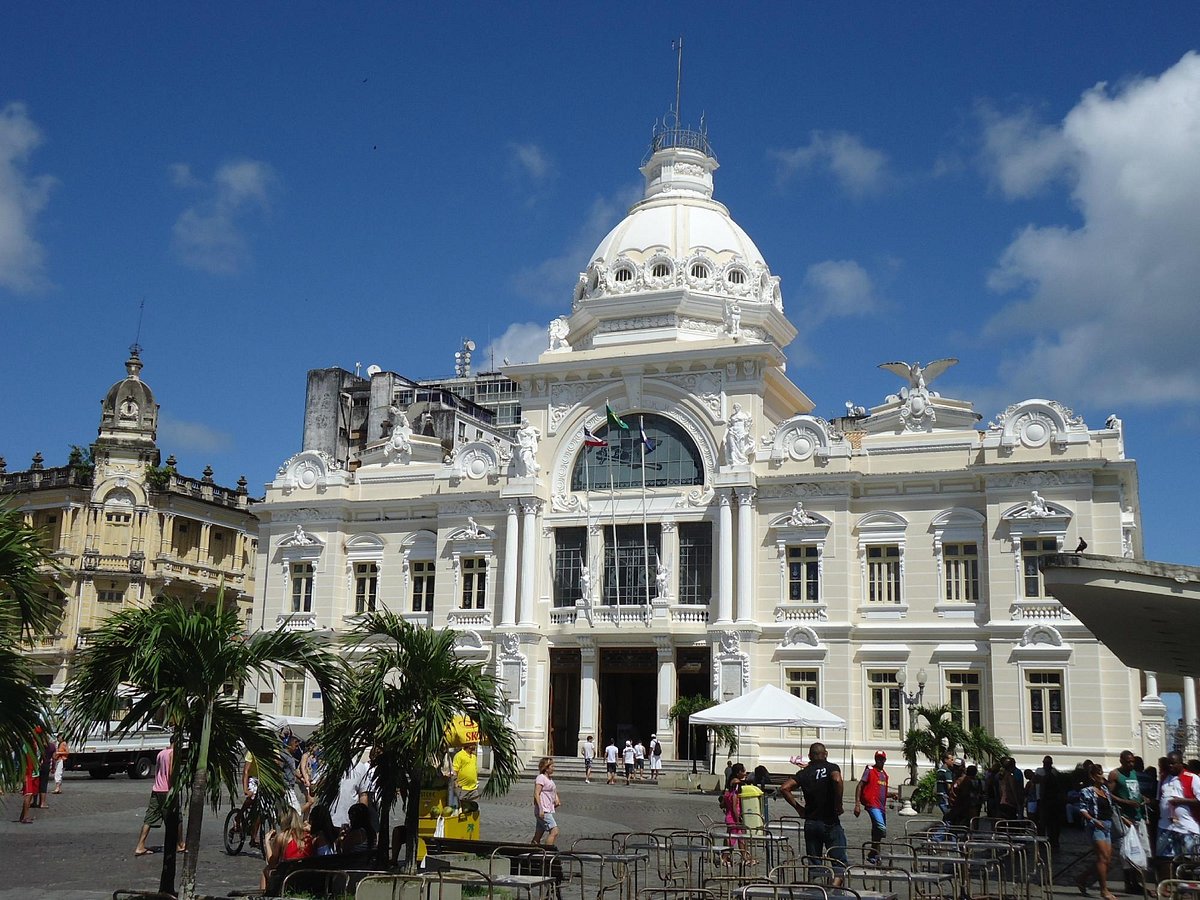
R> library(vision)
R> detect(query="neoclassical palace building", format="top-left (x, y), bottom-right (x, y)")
top-left (2, 350), bottom-right (258, 687)
top-left (254, 128), bottom-right (1157, 766)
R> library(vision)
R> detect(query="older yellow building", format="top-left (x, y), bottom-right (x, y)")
top-left (0, 348), bottom-right (258, 687)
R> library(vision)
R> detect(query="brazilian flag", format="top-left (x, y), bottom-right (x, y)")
top-left (606, 403), bottom-right (629, 431)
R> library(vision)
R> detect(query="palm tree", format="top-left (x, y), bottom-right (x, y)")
top-left (315, 612), bottom-right (522, 872)
top-left (668, 695), bottom-right (738, 773)
top-left (62, 589), bottom-right (343, 900)
top-left (0, 503), bottom-right (59, 790)
top-left (902, 703), bottom-right (1009, 776)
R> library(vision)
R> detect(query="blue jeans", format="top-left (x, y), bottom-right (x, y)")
top-left (804, 819), bottom-right (849, 868)
top-left (866, 806), bottom-right (887, 841)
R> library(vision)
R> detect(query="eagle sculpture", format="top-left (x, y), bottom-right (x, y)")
top-left (878, 358), bottom-right (959, 393)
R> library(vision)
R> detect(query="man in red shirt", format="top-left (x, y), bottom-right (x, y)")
top-left (854, 751), bottom-right (896, 864)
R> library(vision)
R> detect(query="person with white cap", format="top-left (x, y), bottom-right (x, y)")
top-left (855, 750), bottom-right (896, 864)
top-left (622, 740), bottom-right (636, 785)
top-left (648, 734), bottom-right (663, 781)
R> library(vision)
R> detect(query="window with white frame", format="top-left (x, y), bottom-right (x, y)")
top-left (1026, 670), bottom-right (1065, 743)
top-left (354, 561), bottom-right (378, 614)
top-left (946, 670), bottom-right (982, 729)
top-left (460, 557), bottom-right (487, 609)
top-left (868, 670), bottom-right (903, 738)
top-left (291, 562), bottom-right (314, 612)
top-left (280, 668), bottom-right (306, 718)
top-left (411, 560), bottom-right (435, 612)
top-left (787, 668), bottom-right (820, 705)
top-left (787, 546), bottom-right (821, 603)
top-left (1022, 538), bottom-right (1060, 598)
top-left (867, 545), bottom-right (901, 603)
top-left (856, 511), bottom-right (907, 611)
top-left (943, 543), bottom-right (980, 602)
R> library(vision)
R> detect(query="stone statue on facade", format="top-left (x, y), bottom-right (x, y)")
top-left (465, 517), bottom-right (482, 539)
top-left (725, 403), bottom-right (754, 466)
top-left (578, 564), bottom-right (591, 603)
top-left (1028, 490), bottom-right (1049, 517)
top-left (515, 417), bottom-right (541, 476)
top-left (384, 406), bottom-right (413, 462)
top-left (548, 316), bottom-right (570, 351)
top-left (787, 502), bottom-right (818, 526)
top-left (725, 298), bottom-right (742, 339)
top-left (655, 557), bottom-right (669, 600)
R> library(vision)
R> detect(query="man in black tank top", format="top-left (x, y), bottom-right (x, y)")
top-left (780, 742), bottom-right (849, 871)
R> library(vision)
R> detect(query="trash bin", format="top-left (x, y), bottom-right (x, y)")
top-left (740, 783), bottom-right (765, 835)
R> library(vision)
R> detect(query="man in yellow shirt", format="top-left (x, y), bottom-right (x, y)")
top-left (450, 741), bottom-right (481, 815)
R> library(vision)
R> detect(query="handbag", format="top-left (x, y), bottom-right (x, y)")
top-left (1109, 797), bottom-right (1148, 871)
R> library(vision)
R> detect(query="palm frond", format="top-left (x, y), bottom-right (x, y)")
top-left (0, 503), bottom-right (61, 638)
top-left (0, 636), bottom-right (50, 789)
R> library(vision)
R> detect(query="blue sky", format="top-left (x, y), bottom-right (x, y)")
top-left (3, 3), bottom-right (1199, 564)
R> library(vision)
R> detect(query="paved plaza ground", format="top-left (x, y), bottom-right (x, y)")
top-left (1, 770), bottom-right (1110, 899)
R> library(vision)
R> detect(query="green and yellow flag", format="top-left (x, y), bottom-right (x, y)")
top-left (606, 403), bottom-right (629, 430)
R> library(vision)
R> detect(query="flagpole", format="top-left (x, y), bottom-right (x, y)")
top-left (584, 428), bottom-right (592, 599)
top-left (640, 416), bottom-right (650, 608)
top-left (608, 418), bottom-right (620, 606)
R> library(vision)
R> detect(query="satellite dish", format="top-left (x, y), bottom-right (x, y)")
top-left (465, 340), bottom-right (476, 352)
top-left (366, 364), bottom-right (382, 377)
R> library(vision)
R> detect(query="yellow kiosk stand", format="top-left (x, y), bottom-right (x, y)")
top-left (415, 716), bottom-right (486, 861)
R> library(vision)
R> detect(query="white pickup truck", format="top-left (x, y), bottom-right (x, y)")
top-left (67, 722), bottom-right (173, 779)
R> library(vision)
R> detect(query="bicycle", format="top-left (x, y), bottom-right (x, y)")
top-left (223, 793), bottom-right (267, 855)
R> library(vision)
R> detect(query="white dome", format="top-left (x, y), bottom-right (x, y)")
top-left (590, 144), bottom-right (767, 269)
top-left (592, 194), bottom-right (767, 270)
top-left (575, 140), bottom-right (781, 308)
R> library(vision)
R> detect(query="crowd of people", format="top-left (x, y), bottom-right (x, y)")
top-left (710, 742), bottom-right (1200, 897)
top-left (582, 734), bottom-right (663, 785)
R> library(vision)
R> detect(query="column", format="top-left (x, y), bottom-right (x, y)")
top-left (735, 488), bottom-right (755, 623)
top-left (518, 500), bottom-right (538, 625)
top-left (1185, 677), bottom-right (1198, 730)
top-left (656, 637), bottom-right (676, 743)
top-left (716, 492), bottom-right (733, 624)
top-left (1144, 670), bottom-right (1160, 701)
top-left (501, 502), bottom-right (518, 626)
top-left (579, 639), bottom-right (598, 739)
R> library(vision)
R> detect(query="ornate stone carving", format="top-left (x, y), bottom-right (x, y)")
top-left (724, 403), bottom-right (755, 465)
top-left (756, 482), bottom-right (849, 500)
top-left (673, 486), bottom-right (715, 509)
top-left (276, 450), bottom-right (345, 491)
top-left (514, 418), bottom-right (541, 477)
top-left (551, 493), bottom-right (587, 514)
top-left (1004, 491), bottom-right (1070, 520)
top-left (547, 316), bottom-right (570, 351)
top-left (496, 632), bottom-right (529, 687)
top-left (270, 507), bottom-right (322, 524)
top-left (986, 399), bottom-right (1088, 450)
top-left (724, 298), bottom-right (741, 339)
top-left (383, 407), bottom-right (413, 464)
top-left (663, 371), bottom-right (723, 419)
top-left (786, 502), bottom-right (820, 526)
top-left (1019, 624), bottom-right (1064, 647)
top-left (280, 525), bottom-right (319, 547)
top-left (713, 629), bottom-right (751, 694)
top-left (549, 382), bottom-right (591, 432)
top-left (781, 625), bottom-right (822, 648)
top-left (760, 415), bottom-right (847, 464)
top-left (444, 441), bottom-right (505, 481)
top-left (988, 471), bottom-right (1093, 488)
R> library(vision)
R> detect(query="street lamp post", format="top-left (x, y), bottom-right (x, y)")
top-left (896, 667), bottom-right (927, 816)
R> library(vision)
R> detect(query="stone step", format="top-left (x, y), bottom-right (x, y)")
top-left (523, 754), bottom-right (707, 782)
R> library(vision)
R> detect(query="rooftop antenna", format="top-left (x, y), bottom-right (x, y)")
top-left (130, 297), bottom-right (146, 356)
top-left (671, 36), bottom-right (684, 129)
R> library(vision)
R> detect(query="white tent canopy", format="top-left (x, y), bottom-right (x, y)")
top-left (688, 684), bottom-right (846, 729)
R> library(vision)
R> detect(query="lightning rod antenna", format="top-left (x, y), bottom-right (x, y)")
top-left (131, 297), bottom-right (145, 355)
top-left (674, 36), bottom-right (684, 128)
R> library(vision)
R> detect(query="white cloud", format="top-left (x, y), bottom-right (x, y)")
top-left (158, 415), bottom-right (233, 453)
top-left (512, 183), bottom-right (641, 305)
top-left (983, 52), bottom-right (1200, 409)
top-left (772, 131), bottom-right (890, 198)
top-left (801, 259), bottom-right (879, 322)
top-left (0, 102), bottom-right (56, 292)
top-left (484, 321), bottom-right (547, 368)
top-left (170, 158), bottom-right (278, 275)
top-left (508, 142), bottom-right (555, 183)
top-left (977, 104), bottom-right (1072, 198)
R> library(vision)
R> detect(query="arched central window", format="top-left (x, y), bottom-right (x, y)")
top-left (571, 413), bottom-right (704, 490)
